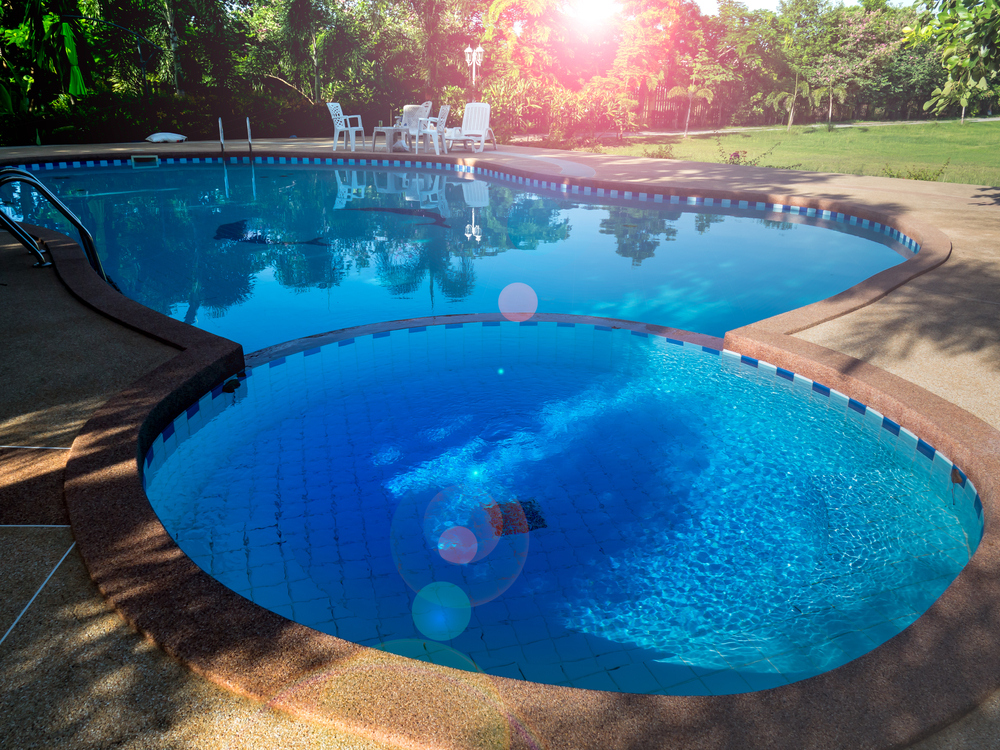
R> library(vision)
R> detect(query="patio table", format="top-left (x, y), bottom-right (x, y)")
top-left (371, 126), bottom-right (410, 152)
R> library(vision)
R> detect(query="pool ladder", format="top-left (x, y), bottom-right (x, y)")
top-left (0, 166), bottom-right (117, 289)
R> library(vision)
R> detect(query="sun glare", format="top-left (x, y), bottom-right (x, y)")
top-left (564, 0), bottom-right (620, 24)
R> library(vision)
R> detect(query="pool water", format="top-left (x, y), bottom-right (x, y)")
top-left (144, 321), bottom-right (982, 695)
top-left (4, 162), bottom-right (913, 350)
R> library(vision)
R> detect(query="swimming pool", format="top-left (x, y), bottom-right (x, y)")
top-left (2, 158), bottom-right (917, 350)
top-left (143, 317), bottom-right (982, 695)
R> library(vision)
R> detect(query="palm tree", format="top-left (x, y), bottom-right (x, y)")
top-left (811, 83), bottom-right (847, 126)
top-left (766, 74), bottom-right (811, 132)
top-left (667, 83), bottom-right (715, 138)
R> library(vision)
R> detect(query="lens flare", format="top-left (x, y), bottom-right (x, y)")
top-left (438, 525), bottom-right (479, 564)
top-left (391, 486), bottom-right (530, 607)
top-left (498, 282), bottom-right (538, 322)
top-left (412, 581), bottom-right (472, 641)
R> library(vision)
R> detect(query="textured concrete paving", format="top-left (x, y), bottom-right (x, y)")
top-left (0, 233), bottom-right (392, 749)
top-left (1, 139), bottom-right (999, 748)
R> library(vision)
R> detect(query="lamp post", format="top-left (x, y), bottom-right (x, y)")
top-left (465, 208), bottom-right (482, 249)
top-left (464, 44), bottom-right (484, 100)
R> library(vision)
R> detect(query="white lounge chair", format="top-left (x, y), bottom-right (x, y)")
top-left (327, 103), bottom-right (366, 152)
top-left (415, 105), bottom-right (451, 155)
top-left (446, 103), bottom-right (496, 153)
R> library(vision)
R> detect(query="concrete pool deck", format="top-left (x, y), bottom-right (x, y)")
top-left (1, 139), bottom-right (1000, 749)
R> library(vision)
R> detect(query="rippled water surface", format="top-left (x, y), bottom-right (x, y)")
top-left (145, 323), bottom-right (980, 694)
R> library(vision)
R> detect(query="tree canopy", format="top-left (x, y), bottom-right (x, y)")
top-left (0, 0), bottom-right (991, 146)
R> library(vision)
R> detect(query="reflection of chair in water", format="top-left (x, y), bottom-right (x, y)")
top-left (415, 174), bottom-right (450, 219)
top-left (461, 180), bottom-right (489, 208)
top-left (334, 169), bottom-right (366, 209)
top-left (374, 171), bottom-right (410, 196)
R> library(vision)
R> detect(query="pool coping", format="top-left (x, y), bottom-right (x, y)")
top-left (24, 149), bottom-right (1000, 749)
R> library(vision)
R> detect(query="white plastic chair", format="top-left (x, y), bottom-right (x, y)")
top-left (446, 103), bottom-right (496, 153)
top-left (415, 105), bottom-right (451, 155)
top-left (327, 103), bottom-right (366, 152)
top-left (396, 101), bottom-right (432, 151)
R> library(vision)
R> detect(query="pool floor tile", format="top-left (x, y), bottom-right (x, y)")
top-left (610, 662), bottom-right (661, 694)
top-left (701, 669), bottom-right (755, 695)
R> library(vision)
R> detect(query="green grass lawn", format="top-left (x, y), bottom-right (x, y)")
top-left (590, 119), bottom-right (1000, 187)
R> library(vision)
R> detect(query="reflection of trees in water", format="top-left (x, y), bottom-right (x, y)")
top-left (373, 236), bottom-right (476, 301)
top-left (756, 218), bottom-right (796, 231)
top-left (694, 213), bottom-right (726, 235)
top-left (599, 206), bottom-right (679, 266)
top-left (39, 167), bottom-right (572, 318)
top-left (485, 191), bottom-right (571, 250)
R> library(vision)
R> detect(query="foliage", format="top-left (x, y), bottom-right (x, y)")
top-left (882, 158), bottom-right (949, 180)
top-left (906, 0), bottom-right (1000, 91)
top-left (715, 134), bottom-right (794, 167)
top-left (643, 144), bottom-right (675, 158)
top-left (547, 77), bottom-right (638, 143)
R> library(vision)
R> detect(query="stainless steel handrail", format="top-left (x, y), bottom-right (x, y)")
top-left (0, 167), bottom-right (114, 287)
top-left (0, 204), bottom-right (51, 267)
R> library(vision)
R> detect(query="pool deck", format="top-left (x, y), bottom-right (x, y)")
top-left (2, 138), bottom-right (1000, 749)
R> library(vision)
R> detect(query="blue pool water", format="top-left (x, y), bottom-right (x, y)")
top-left (144, 321), bottom-right (982, 695)
top-left (3, 162), bottom-right (913, 350)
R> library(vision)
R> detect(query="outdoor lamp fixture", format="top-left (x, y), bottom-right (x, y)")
top-left (465, 44), bottom-right (485, 98)
top-left (465, 208), bottom-right (482, 244)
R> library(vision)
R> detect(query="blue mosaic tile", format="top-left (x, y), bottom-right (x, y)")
top-left (445, 323), bottom-right (463, 329)
top-left (338, 338), bottom-right (355, 346)
top-left (812, 382), bottom-right (831, 396)
top-left (520, 321), bottom-right (538, 326)
top-left (916, 439), bottom-right (936, 460)
top-left (631, 331), bottom-right (648, 338)
top-left (483, 321), bottom-right (500, 327)
top-left (557, 322), bottom-right (575, 328)
top-left (848, 399), bottom-right (867, 415)
top-left (776, 368), bottom-right (794, 381)
top-left (185, 402), bottom-right (199, 418)
top-left (304, 347), bottom-right (321, 356)
top-left (975, 495), bottom-right (983, 519)
top-left (740, 355), bottom-right (759, 368)
top-left (882, 417), bottom-right (901, 435)
top-left (269, 357), bottom-right (286, 368)
top-left (408, 326), bottom-right (426, 333)
top-left (666, 338), bottom-right (684, 346)
top-left (594, 325), bottom-right (613, 332)
top-left (162, 422), bottom-right (175, 440)
top-left (702, 346), bottom-right (720, 355)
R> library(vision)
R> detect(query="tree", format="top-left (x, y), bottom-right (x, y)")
top-left (667, 53), bottom-right (728, 136)
top-left (765, 76), bottom-right (810, 130)
top-left (905, 0), bottom-right (1000, 93)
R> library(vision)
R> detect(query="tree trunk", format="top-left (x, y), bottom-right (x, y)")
top-left (961, 104), bottom-right (966, 124)
top-left (828, 89), bottom-right (833, 124)
top-left (787, 72), bottom-right (798, 132)
top-left (684, 91), bottom-right (693, 137)
top-left (164, 0), bottom-right (183, 95)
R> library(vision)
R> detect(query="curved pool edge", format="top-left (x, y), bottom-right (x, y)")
top-left (35, 153), bottom-right (995, 749)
